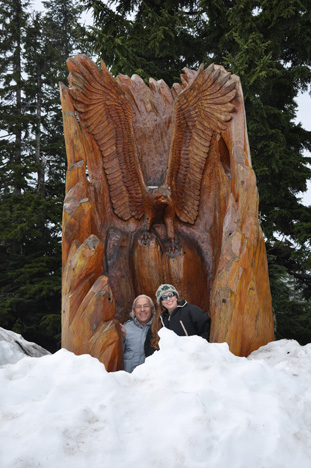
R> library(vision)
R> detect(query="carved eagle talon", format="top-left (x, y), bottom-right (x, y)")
top-left (167, 239), bottom-right (181, 255)
top-left (140, 231), bottom-right (153, 245)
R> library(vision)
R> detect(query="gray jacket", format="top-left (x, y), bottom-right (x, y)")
top-left (123, 316), bottom-right (153, 373)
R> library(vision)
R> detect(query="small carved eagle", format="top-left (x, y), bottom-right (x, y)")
top-left (67, 55), bottom-right (237, 251)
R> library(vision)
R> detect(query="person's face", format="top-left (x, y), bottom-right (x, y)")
top-left (134, 296), bottom-right (152, 325)
top-left (161, 291), bottom-right (178, 313)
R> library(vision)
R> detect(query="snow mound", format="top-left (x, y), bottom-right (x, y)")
top-left (0, 327), bottom-right (311, 468)
top-left (0, 327), bottom-right (50, 365)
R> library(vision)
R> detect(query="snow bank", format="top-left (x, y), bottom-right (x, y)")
top-left (0, 328), bottom-right (311, 468)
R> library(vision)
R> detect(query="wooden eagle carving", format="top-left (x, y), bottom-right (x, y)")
top-left (67, 55), bottom-right (237, 251)
top-left (61, 55), bottom-right (275, 370)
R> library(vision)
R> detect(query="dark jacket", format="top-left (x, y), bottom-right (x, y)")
top-left (145, 300), bottom-right (210, 357)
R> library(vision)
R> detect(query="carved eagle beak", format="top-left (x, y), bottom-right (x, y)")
top-left (154, 194), bottom-right (168, 204)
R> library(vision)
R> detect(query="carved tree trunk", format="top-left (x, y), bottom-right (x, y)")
top-left (60, 56), bottom-right (274, 370)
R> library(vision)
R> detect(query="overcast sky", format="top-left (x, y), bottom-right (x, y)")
top-left (295, 92), bottom-right (311, 206)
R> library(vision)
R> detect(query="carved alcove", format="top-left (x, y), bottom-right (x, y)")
top-left (60, 55), bottom-right (274, 371)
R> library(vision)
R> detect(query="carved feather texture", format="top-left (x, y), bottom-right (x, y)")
top-left (67, 54), bottom-right (144, 221)
top-left (168, 63), bottom-right (237, 224)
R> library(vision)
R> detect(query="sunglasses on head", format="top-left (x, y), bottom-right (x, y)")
top-left (160, 292), bottom-right (176, 302)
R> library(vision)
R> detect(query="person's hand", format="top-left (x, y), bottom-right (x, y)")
top-left (120, 323), bottom-right (126, 340)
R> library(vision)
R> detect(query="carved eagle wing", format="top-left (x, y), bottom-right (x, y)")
top-left (167, 64), bottom-right (237, 224)
top-left (67, 54), bottom-right (144, 221)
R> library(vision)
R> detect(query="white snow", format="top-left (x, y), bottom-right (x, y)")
top-left (0, 328), bottom-right (50, 365)
top-left (0, 327), bottom-right (311, 468)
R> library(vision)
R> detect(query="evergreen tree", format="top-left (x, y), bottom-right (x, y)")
top-left (81, 0), bottom-right (311, 343)
top-left (0, 0), bottom-right (86, 351)
top-left (0, 0), bottom-right (37, 340)
top-left (0, 0), bottom-right (30, 197)
top-left (81, 0), bottom-right (208, 84)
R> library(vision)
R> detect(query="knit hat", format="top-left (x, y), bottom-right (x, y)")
top-left (155, 284), bottom-right (179, 304)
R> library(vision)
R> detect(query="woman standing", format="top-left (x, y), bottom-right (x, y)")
top-left (121, 295), bottom-right (155, 372)
top-left (145, 284), bottom-right (210, 356)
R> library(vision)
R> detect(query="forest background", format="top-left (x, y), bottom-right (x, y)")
top-left (1, 0), bottom-right (311, 352)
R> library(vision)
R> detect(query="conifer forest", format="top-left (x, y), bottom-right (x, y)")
top-left (1, 0), bottom-right (311, 351)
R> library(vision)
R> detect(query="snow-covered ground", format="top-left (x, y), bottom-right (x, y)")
top-left (1, 327), bottom-right (311, 468)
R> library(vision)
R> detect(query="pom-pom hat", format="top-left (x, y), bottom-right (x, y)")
top-left (155, 284), bottom-right (179, 304)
